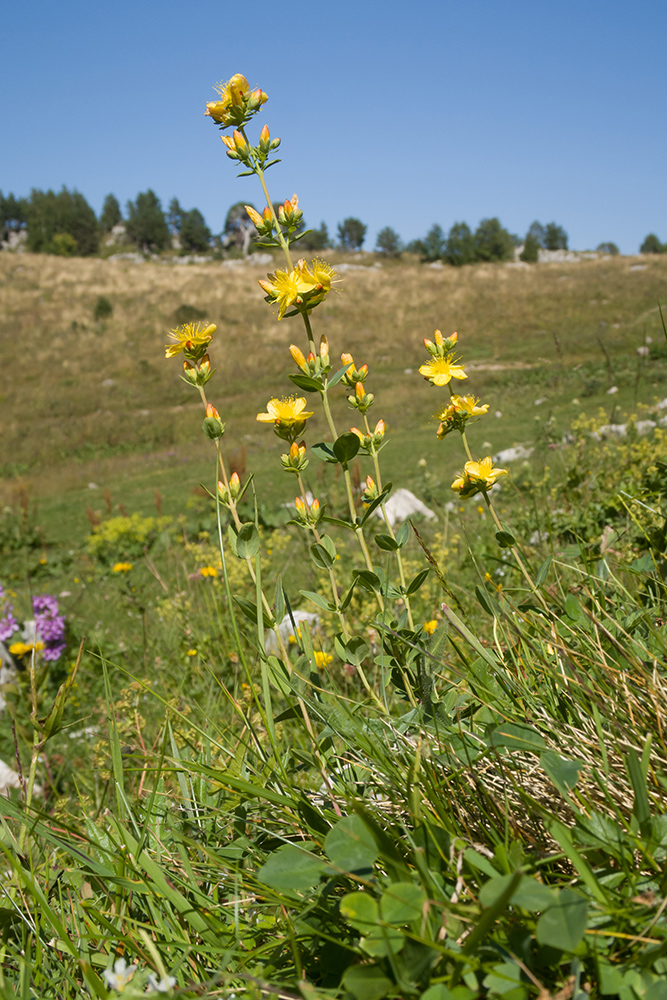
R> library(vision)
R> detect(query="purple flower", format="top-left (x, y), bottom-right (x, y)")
top-left (0, 612), bottom-right (18, 642)
top-left (0, 585), bottom-right (18, 642)
top-left (33, 594), bottom-right (66, 662)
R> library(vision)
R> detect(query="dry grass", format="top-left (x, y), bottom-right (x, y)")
top-left (1, 251), bottom-right (666, 504)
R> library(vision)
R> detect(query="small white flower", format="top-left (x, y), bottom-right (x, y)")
top-left (103, 958), bottom-right (136, 991)
top-left (147, 973), bottom-right (177, 993)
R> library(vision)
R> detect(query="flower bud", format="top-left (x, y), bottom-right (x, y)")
top-left (434, 330), bottom-right (444, 346)
top-left (260, 123), bottom-right (270, 144)
top-left (245, 205), bottom-right (264, 227)
top-left (319, 335), bottom-right (329, 362)
top-left (203, 404), bottom-right (225, 440)
top-left (374, 419), bottom-right (385, 437)
top-left (229, 472), bottom-right (241, 498)
top-left (341, 352), bottom-right (354, 366)
top-left (289, 344), bottom-right (308, 371)
top-left (295, 496), bottom-right (305, 516)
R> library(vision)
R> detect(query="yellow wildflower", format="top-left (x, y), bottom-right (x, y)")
top-left (419, 356), bottom-right (468, 386)
top-left (9, 641), bottom-right (44, 657)
top-left (256, 396), bottom-right (314, 428)
top-left (199, 566), bottom-right (218, 578)
top-left (165, 321), bottom-right (216, 359)
top-left (258, 258), bottom-right (338, 319)
top-left (451, 457), bottom-right (508, 498)
top-left (205, 74), bottom-right (267, 127)
top-left (112, 562), bottom-right (133, 573)
top-left (313, 650), bottom-right (333, 669)
top-left (422, 620), bottom-right (438, 635)
top-left (186, 649), bottom-right (198, 656)
top-left (436, 394), bottom-right (488, 439)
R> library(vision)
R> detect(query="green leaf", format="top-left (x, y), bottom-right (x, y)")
top-left (354, 570), bottom-right (382, 594)
top-left (496, 530), bottom-right (516, 548)
top-left (300, 590), bottom-right (336, 612)
top-left (380, 882), bottom-right (426, 924)
top-left (488, 722), bottom-right (546, 753)
top-left (541, 751), bottom-right (583, 794)
top-left (236, 522), bottom-right (259, 559)
top-left (257, 843), bottom-right (326, 895)
top-left (340, 890), bottom-right (378, 931)
top-left (334, 634), bottom-right (368, 666)
top-left (333, 431), bottom-right (361, 464)
top-left (359, 927), bottom-right (404, 958)
top-left (374, 533), bottom-right (399, 551)
top-left (475, 584), bottom-right (497, 616)
top-left (483, 962), bottom-right (523, 996)
top-left (395, 521), bottom-right (410, 548)
top-left (342, 965), bottom-right (393, 1000)
top-left (325, 814), bottom-right (378, 873)
top-left (311, 441), bottom-right (337, 463)
top-left (422, 988), bottom-right (476, 1000)
top-left (234, 597), bottom-right (273, 630)
top-left (406, 568), bottom-right (430, 595)
top-left (327, 361), bottom-right (352, 388)
top-left (320, 534), bottom-right (337, 561)
top-left (535, 555), bottom-right (552, 585)
top-left (310, 543), bottom-right (335, 570)
top-left (227, 524), bottom-right (238, 555)
top-left (479, 873), bottom-right (555, 912)
top-left (564, 594), bottom-right (581, 621)
top-left (288, 372), bottom-right (323, 393)
top-left (359, 483), bottom-right (393, 524)
top-left (536, 888), bottom-right (588, 951)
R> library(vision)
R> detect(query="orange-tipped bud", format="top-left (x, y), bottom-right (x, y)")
top-left (341, 352), bottom-right (354, 366)
top-left (359, 364), bottom-right (368, 376)
top-left (355, 382), bottom-right (365, 399)
top-left (206, 403), bottom-right (220, 420)
top-left (230, 472), bottom-right (240, 488)
top-left (307, 351), bottom-right (316, 363)
top-left (366, 475), bottom-right (376, 491)
top-left (289, 344), bottom-right (307, 370)
top-left (450, 331), bottom-right (458, 344)
top-left (221, 135), bottom-right (235, 150)
top-left (253, 88), bottom-right (268, 106)
top-left (295, 496), bottom-right (305, 515)
top-left (350, 426), bottom-right (364, 440)
top-left (262, 206), bottom-right (273, 221)
top-left (260, 123), bottom-right (270, 143)
top-left (217, 479), bottom-right (226, 497)
top-left (374, 419), bottom-right (385, 436)
top-left (233, 129), bottom-right (248, 152)
top-left (434, 330), bottom-right (444, 346)
top-left (311, 498), bottom-right (320, 512)
top-left (245, 205), bottom-right (264, 227)
top-left (423, 337), bottom-right (434, 350)
top-left (289, 442), bottom-right (300, 461)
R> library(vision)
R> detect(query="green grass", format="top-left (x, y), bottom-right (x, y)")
top-left (1, 252), bottom-right (667, 998)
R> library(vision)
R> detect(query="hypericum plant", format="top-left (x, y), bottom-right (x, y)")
top-left (164, 71), bottom-right (546, 710)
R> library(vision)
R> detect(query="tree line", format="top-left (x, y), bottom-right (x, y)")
top-left (0, 187), bottom-right (658, 259)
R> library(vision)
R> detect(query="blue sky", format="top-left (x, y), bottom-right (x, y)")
top-left (2, 0), bottom-right (665, 253)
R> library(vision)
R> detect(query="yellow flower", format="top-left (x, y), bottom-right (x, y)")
top-left (258, 259), bottom-right (338, 319)
top-left (436, 395), bottom-right (488, 439)
top-left (422, 620), bottom-right (438, 635)
top-left (313, 650), bottom-right (333, 669)
top-left (451, 457), bottom-right (508, 498)
top-left (165, 321), bottom-right (216, 359)
top-left (205, 74), bottom-right (267, 127)
top-left (186, 649), bottom-right (198, 656)
top-left (112, 562), bottom-right (133, 573)
top-left (419, 356), bottom-right (468, 386)
top-left (9, 641), bottom-right (44, 657)
top-left (199, 566), bottom-right (218, 578)
top-left (256, 396), bottom-right (314, 428)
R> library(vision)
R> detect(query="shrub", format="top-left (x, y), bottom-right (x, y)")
top-left (375, 226), bottom-right (402, 256)
top-left (640, 232), bottom-right (665, 254)
top-left (337, 216), bottom-right (367, 250)
top-left (93, 295), bottom-right (113, 321)
top-left (26, 187), bottom-right (99, 256)
top-left (472, 216), bottom-right (514, 261)
top-left (520, 232), bottom-right (540, 262)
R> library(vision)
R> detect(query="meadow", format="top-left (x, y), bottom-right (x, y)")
top-left (1, 242), bottom-right (667, 1000)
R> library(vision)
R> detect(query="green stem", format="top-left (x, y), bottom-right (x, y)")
top-left (364, 415), bottom-right (414, 629)
top-left (296, 473), bottom-right (350, 641)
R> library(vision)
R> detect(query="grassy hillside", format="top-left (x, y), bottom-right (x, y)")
top-left (1, 251), bottom-right (666, 539)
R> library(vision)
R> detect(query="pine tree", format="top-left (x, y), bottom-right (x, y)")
top-left (375, 227), bottom-right (402, 257)
top-left (445, 222), bottom-right (475, 266)
top-left (100, 194), bottom-right (121, 233)
top-left (125, 190), bottom-right (170, 251)
top-left (26, 187), bottom-right (99, 255)
top-left (472, 218), bottom-right (514, 262)
top-left (337, 217), bottom-right (367, 251)
top-left (180, 209), bottom-right (212, 252)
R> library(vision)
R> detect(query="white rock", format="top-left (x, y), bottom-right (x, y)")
top-left (606, 386), bottom-right (619, 395)
top-left (629, 264), bottom-right (647, 271)
top-left (265, 611), bottom-right (320, 654)
top-left (0, 760), bottom-right (22, 795)
top-left (374, 489), bottom-right (436, 528)
top-left (493, 445), bottom-right (534, 463)
top-left (534, 398), bottom-right (547, 406)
